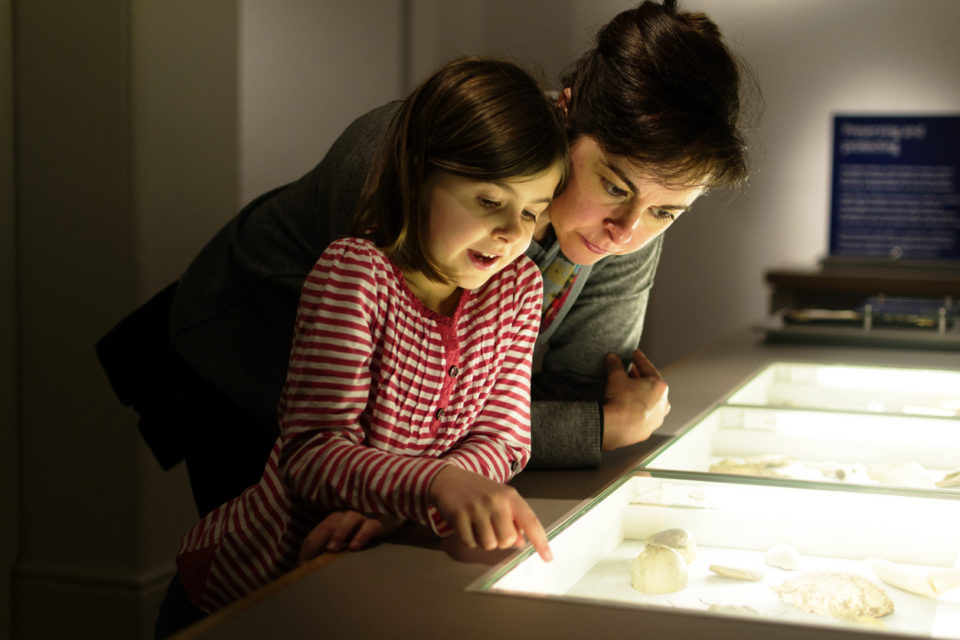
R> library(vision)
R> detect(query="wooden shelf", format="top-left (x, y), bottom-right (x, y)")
top-left (765, 266), bottom-right (960, 314)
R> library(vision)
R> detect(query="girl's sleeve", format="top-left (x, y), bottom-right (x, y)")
top-left (440, 259), bottom-right (543, 483)
top-left (276, 241), bottom-right (448, 530)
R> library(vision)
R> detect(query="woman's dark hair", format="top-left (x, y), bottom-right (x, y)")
top-left (354, 56), bottom-right (569, 283)
top-left (560, 0), bottom-right (756, 190)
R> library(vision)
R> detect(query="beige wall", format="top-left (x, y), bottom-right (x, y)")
top-left (7, 1), bottom-right (405, 638)
top-left (238, 0), bottom-right (405, 203)
top-left (1, 0), bottom-right (16, 637)
top-left (11, 2), bottom-right (235, 638)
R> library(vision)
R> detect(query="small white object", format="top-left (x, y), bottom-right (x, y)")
top-left (631, 544), bottom-right (688, 594)
top-left (936, 469), bottom-right (960, 488)
top-left (765, 544), bottom-right (800, 571)
top-left (928, 569), bottom-right (960, 595)
top-left (868, 559), bottom-right (960, 598)
top-left (705, 603), bottom-right (761, 616)
top-left (645, 528), bottom-right (696, 563)
top-left (709, 564), bottom-right (765, 582)
top-left (867, 558), bottom-right (935, 597)
top-left (866, 461), bottom-right (935, 488)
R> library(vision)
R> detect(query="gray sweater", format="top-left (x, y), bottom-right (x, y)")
top-left (170, 102), bottom-right (662, 469)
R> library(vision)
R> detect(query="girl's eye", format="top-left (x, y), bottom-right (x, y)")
top-left (602, 178), bottom-right (629, 198)
top-left (521, 209), bottom-right (538, 222)
top-left (478, 197), bottom-right (501, 209)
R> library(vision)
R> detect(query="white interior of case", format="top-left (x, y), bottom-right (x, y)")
top-left (726, 362), bottom-right (960, 418)
top-left (645, 361), bottom-right (960, 490)
top-left (646, 406), bottom-right (960, 485)
top-left (486, 475), bottom-right (960, 639)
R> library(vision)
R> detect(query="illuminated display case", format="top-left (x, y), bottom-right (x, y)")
top-left (643, 362), bottom-right (960, 491)
top-left (471, 362), bottom-right (960, 638)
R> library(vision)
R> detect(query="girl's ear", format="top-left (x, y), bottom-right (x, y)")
top-left (557, 87), bottom-right (572, 115)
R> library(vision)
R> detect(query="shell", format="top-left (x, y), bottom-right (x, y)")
top-left (765, 544), bottom-right (801, 571)
top-left (709, 458), bottom-right (790, 479)
top-left (868, 559), bottom-right (960, 598)
top-left (936, 469), bottom-right (960, 488)
top-left (928, 569), bottom-right (960, 595)
top-left (774, 571), bottom-right (894, 621)
top-left (866, 461), bottom-right (934, 488)
top-left (705, 603), bottom-right (761, 616)
top-left (744, 454), bottom-right (791, 467)
top-left (645, 528), bottom-right (697, 563)
top-left (709, 564), bottom-right (765, 581)
top-left (867, 558), bottom-right (934, 597)
top-left (631, 544), bottom-right (688, 594)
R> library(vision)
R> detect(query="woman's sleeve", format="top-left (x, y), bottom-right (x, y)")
top-left (527, 236), bottom-right (663, 469)
top-left (276, 243), bottom-right (448, 530)
top-left (440, 260), bottom-right (543, 482)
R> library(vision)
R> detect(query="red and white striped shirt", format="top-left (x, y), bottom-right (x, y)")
top-left (177, 237), bottom-right (543, 612)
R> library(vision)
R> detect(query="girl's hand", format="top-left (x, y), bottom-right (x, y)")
top-left (296, 510), bottom-right (403, 566)
top-left (601, 349), bottom-right (670, 450)
top-left (428, 465), bottom-right (552, 562)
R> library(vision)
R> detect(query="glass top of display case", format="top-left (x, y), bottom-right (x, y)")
top-left (471, 361), bottom-right (960, 638)
top-left (642, 361), bottom-right (960, 493)
top-left (722, 361), bottom-right (960, 417)
top-left (471, 471), bottom-right (960, 639)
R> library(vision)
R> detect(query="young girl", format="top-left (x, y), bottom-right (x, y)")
top-left (155, 56), bottom-right (568, 634)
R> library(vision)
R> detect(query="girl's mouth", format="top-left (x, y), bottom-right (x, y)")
top-left (468, 249), bottom-right (500, 270)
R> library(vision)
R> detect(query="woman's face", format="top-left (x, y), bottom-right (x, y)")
top-left (539, 135), bottom-right (705, 266)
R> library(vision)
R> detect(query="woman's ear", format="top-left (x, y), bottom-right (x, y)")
top-left (557, 87), bottom-right (572, 115)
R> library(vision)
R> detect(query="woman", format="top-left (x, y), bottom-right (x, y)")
top-left (166, 0), bottom-right (753, 518)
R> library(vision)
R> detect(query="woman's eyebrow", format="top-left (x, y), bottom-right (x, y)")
top-left (602, 161), bottom-right (693, 212)
top-left (602, 160), bottom-right (638, 194)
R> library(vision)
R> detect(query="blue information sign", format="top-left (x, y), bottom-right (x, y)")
top-left (829, 115), bottom-right (960, 262)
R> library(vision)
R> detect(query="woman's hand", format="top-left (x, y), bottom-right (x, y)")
top-left (601, 349), bottom-right (671, 451)
top-left (428, 465), bottom-right (552, 562)
top-left (296, 510), bottom-right (403, 566)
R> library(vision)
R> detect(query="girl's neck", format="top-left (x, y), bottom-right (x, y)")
top-left (403, 270), bottom-right (462, 316)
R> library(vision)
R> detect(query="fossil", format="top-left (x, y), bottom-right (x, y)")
top-left (765, 544), bottom-right (800, 571)
top-left (646, 528), bottom-right (696, 563)
top-left (866, 461), bottom-right (934, 488)
top-left (868, 558), bottom-right (960, 598)
top-left (709, 564), bottom-right (765, 581)
top-left (936, 468), bottom-right (960, 488)
top-left (703, 602), bottom-right (761, 616)
top-left (774, 571), bottom-right (893, 621)
top-left (631, 544), bottom-right (688, 594)
top-left (709, 455), bottom-right (791, 478)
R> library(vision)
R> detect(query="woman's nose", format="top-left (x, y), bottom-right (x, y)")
top-left (604, 205), bottom-right (642, 245)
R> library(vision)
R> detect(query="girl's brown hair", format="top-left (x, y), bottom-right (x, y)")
top-left (561, 0), bottom-right (758, 191)
top-left (353, 57), bottom-right (569, 282)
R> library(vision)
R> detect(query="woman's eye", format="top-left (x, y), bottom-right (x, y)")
top-left (602, 178), bottom-right (629, 198)
top-left (478, 197), bottom-right (501, 209)
top-left (652, 209), bottom-right (676, 222)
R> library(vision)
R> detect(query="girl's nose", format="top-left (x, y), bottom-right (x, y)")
top-left (494, 210), bottom-right (524, 242)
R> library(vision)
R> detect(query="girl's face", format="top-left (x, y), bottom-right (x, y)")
top-left (538, 136), bottom-right (705, 266)
top-left (406, 164), bottom-right (563, 311)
